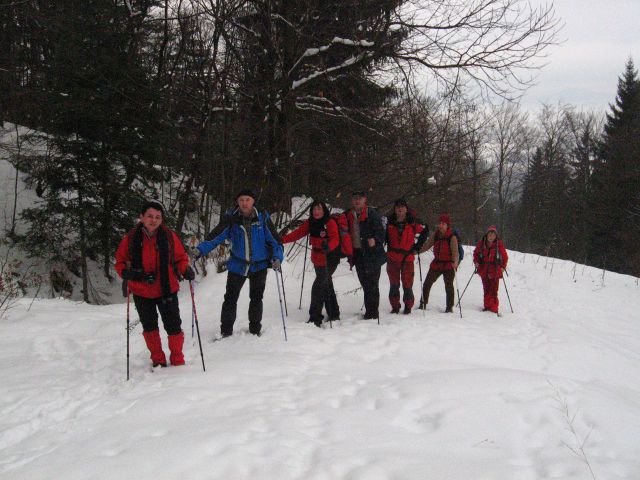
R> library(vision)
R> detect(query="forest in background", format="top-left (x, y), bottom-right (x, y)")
top-left (1, 0), bottom-right (639, 303)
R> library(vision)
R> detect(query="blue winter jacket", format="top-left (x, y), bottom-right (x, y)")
top-left (196, 207), bottom-right (284, 277)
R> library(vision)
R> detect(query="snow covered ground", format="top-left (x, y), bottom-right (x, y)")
top-left (1, 247), bottom-right (639, 479)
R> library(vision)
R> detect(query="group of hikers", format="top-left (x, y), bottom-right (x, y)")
top-left (115, 190), bottom-right (508, 368)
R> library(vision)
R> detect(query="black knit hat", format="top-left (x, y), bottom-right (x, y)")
top-left (351, 190), bottom-right (367, 198)
top-left (236, 189), bottom-right (256, 201)
top-left (140, 199), bottom-right (165, 216)
top-left (394, 198), bottom-right (408, 208)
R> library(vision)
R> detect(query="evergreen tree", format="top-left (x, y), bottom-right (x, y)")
top-left (590, 59), bottom-right (640, 274)
top-left (19, 0), bottom-right (163, 301)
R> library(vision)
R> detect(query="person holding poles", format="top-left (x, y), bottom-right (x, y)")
top-left (190, 189), bottom-right (283, 338)
top-left (115, 200), bottom-right (194, 368)
top-left (345, 191), bottom-right (386, 320)
top-left (473, 226), bottom-right (508, 313)
top-left (385, 199), bottom-right (429, 314)
top-left (418, 213), bottom-right (459, 313)
top-left (281, 201), bottom-right (352, 327)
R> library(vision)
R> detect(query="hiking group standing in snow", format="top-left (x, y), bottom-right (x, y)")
top-left (116, 191), bottom-right (510, 369)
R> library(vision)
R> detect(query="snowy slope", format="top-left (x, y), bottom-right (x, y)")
top-left (1, 247), bottom-right (639, 480)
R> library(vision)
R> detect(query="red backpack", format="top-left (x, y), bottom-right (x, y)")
top-left (329, 213), bottom-right (352, 258)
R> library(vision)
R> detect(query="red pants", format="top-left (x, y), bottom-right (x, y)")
top-left (387, 260), bottom-right (415, 310)
top-left (481, 275), bottom-right (500, 313)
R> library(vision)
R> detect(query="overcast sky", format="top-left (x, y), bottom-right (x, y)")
top-left (520, 0), bottom-right (640, 112)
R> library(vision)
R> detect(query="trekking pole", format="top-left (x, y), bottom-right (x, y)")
top-left (191, 294), bottom-right (195, 338)
top-left (298, 235), bottom-right (309, 310)
top-left (274, 268), bottom-right (288, 341)
top-left (454, 270), bottom-right (463, 318)
top-left (189, 281), bottom-right (206, 372)
top-left (456, 268), bottom-right (476, 307)
top-left (501, 270), bottom-right (514, 313)
top-left (417, 254), bottom-right (424, 306)
top-left (126, 286), bottom-right (130, 381)
top-left (279, 269), bottom-right (289, 316)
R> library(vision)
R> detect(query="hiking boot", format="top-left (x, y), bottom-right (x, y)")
top-left (445, 308), bottom-right (453, 313)
top-left (363, 312), bottom-right (379, 320)
top-left (403, 306), bottom-right (411, 315)
top-left (391, 308), bottom-right (400, 314)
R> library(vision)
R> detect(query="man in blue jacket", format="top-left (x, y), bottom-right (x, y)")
top-left (345, 191), bottom-right (386, 320)
top-left (192, 190), bottom-right (284, 337)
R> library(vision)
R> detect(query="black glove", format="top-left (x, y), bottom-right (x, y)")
top-left (183, 266), bottom-right (196, 281)
top-left (122, 268), bottom-right (145, 282)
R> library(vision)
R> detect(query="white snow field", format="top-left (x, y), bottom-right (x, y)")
top-left (1, 247), bottom-right (639, 480)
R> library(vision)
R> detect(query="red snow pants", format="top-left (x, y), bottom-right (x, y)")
top-left (481, 275), bottom-right (500, 313)
top-left (387, 260), bottom-right (415, 310)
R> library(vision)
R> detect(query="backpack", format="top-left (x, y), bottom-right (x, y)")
top-left (447, 228), bottom-right (465, 262)
top-left (329, 213), bottom-right (351, 258)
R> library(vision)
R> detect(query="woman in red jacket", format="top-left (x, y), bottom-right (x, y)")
top-left (115, 200), bottom-right (193, 367)
top-left (385, 199), bottom-right (429, 314)
top-left (282, 201), bottom-right (352, 327)
top-left (473, 226), bottom-right (508, 313)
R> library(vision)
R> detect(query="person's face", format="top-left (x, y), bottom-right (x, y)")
top-left (438, 221), bottom-right (448, 234)
top-left (351, 195), bottom-right (366, 212)
top-left (238, 195), bottom-right (255, 215)
top-left (312, 204), bottom-right (324, 219)
top-left (140, 208), bottom-right (162, 233)
top-left (395, 205), bottom-right (407, 219)
top-left (487, 231), bottom-right (497, 242)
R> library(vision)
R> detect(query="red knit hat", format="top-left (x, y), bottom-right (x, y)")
top-left (487, 225), bottom-right (497, 234)
top-left (438, 213), bottom-right (451, 226)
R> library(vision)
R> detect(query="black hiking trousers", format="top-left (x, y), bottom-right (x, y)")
top-left (309, 254), bottom-right (340, 324)
top-left (355, 258), bottom-right (382, 318)
top-left (133, 293), bottom-right (182, 335)
top-left (220, 268), bottom-right (268, 336)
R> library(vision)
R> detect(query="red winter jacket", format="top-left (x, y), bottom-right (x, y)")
top-left (115, 225), bottom-right (190, 298)
top-left (422, 228), bottom-right (459, 271)
top-left (282, 218), bottom-right (340, 267)
top-left (386, 212), bottom-right (427, 263)
top-left (473, 238), bottom-right (508, 279)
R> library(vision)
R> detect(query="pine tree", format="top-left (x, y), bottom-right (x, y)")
top-left (590, 59), bottom-right (640, 274)
top-left (19, 0), bottom-right (163, 302)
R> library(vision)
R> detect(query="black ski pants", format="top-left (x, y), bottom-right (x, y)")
top-left (309, 255), bottom-right (340, 324)
top-left (133, 293), bottom-right (182, 335)
top-left (220, 268), bottom-right (268, 336)
top-left (355, 259), bottom-right (382, 318)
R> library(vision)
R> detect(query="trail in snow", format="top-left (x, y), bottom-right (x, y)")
top-left (1, 248), bottom-right (640, 479)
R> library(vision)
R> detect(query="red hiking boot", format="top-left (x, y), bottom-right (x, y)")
top-left (142, 330), bottom-right (167, 367)
top-left (168, 332), bottom-right (185, 366)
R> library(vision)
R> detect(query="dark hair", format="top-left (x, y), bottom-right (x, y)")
top-left (394, 198), bottom-right (408, 208)
top-left (140, 200), bottom-right (165, 216)
top-left (351, 191), bottom-right (367, 197)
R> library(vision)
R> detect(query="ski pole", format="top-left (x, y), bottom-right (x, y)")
top-left (191, 294), bottom-right (195, 338)
top-left (189, 281), bottom-right (206, 372)
top-left (456, 268), bottom-right (476, 307)
top-left (126, 286), bottom-right (130, 381)
top-left (298, 235), bottom-right (308, 310)
top-left (501, 271), bottom-right (514, 313)
top-left (417, 254), bottom-right (424, 309)
top-left (274, 268), bottom-right (288, 341)
top-left (454, 270), bottom-right (463, 318)
top-left (279, 268), bottom-right (289, 316)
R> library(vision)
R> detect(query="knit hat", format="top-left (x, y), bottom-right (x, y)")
top-left (236, 189), bottom-right (256, 201)
top-left (438, 213), bottom-right (451, 226)
top-left (487, 225), bottom-right (498, 234)
top-left (351, 190), bottom-right (367, 198)
top-left (394, 198), bottom-right (408, 208)
top-left (140, 199), bottom-right (165, 216)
